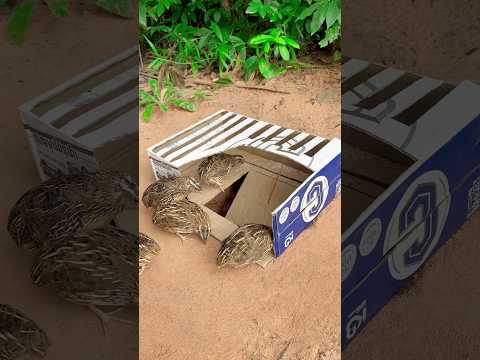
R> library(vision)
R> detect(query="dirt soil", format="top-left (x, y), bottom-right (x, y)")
top-left (140, 65), bottom-right (341, 360)
top-left (343, 1), bottom-right (480, 358)
top-left (0, 4), bottom-right (138, 359)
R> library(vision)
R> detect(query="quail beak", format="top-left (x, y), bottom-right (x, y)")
top-left (200, 228), bottom-right (210, 242)
top-left (192, 180), bottom-right (202, 191)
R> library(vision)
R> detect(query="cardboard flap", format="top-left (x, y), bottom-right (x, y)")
top-left (226, 170), bottom-right (297, 227)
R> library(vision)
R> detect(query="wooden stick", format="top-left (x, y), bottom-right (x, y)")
top-left (190, 79), bottom-right (291, 94)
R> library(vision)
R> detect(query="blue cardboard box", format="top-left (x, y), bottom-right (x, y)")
top-left (147, 110), bottom-right (341, 259)
top-left (342, 58), bottom-right (480, 349)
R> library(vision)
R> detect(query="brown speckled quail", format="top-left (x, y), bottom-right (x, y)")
top-left (0, 304), bottom-right (50, 359)
top-left (30, 226), bottom-right (140, 335)
top-left (7, 171), bottom-right (138, 250)
top-left (198, 153), bottom-right (244, 191)
top-left (152, 199), bottom-right (210, 242)
top-left (141, 176), bottom-right (201, 208)
top-left (139, 232), bottom-right (160, 275)
top-left (217, 224), bottom-right (274, 268)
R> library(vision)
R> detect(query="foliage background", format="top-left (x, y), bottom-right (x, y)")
top-left (139, 0), bottom-right (341, 119)
top-left (140, 0), bottom-right (340, 76)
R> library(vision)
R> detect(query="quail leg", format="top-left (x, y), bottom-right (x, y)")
top-left (175, 233), bottom-right (187, 243)
top-left (255, 256), bottom-right (274, 269)
top-left (88, 305), bottom-right (133, 336)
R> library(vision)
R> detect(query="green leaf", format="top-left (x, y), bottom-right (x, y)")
top-left (278, 45), bottom-right (290, 61)
top-left (332, 50), bottom-right (342, 63)
top-left (246, 0), bottom-right (261, 14)
top-left (273, 37), bottom-right (286, 45)
top-left (148, 79), bottom-right (160, 98)
top-left (92, 0), bottom-right (132, 18)
top-left (244, 55), bottom-right (258, 80)
top-left (159, 103), bottom-right (169, 112)
top-left (215, 75), bottom-right (234, 85)
top-left (284, 37), bottom-right (300, 49)
top-left (258, 58), bottom-right (275, 79)
top-left (213, 10), bottom-right (221, 23)
top-left (142, 104), bottom-right (154, 122)
top-left (192, 90), bottom-right (206, 101)
top-left (263, 41), bottom-right (271, 55)
top-left (144, 36), bottom-right (160, 57)
top-left (139, 0), bottom-right (146, 28)
top-left (258, 4), bottom-right (266, 18)
top-left (210, 22), bottom-right (223, 42)
top-left (7, 0), bottom-right (36, 44)
top-left (325, 0), bottom-right (340, 28)
top-left (310, 8), bottom-right (326, 35)
top-left (171, 98), bottom-right (196, 112)
top-left (249, 34), bottom-right (273, 45)
top-left (45, 0), bottom-right (68, 17)
top-left (297, 4), bottom-right (316, 20)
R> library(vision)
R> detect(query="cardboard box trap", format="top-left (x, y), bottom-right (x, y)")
top-left (19, 47), bottom-right (138, 181)
top-left (341, 57), bottom-right (480, 349)
top-left (148, 110), bottom-right (341, 257)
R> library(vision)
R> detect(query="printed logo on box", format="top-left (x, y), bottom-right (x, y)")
top-left (342, 244), bottom-right (357, 282)
top-left (346, 300), bottom-right (367, 340)
top-left (290, 196), bottom-right (300, 212)
top-left (279, 207), bottom-right (290, 225)
top-left (384, 170), bottom-right (451, 280)
top-left (301, 176), bottom-right (329, 223)
top-left (284, 231), bottom-right (295, 248)
top-left (359, 218), bottom-right (382, 257)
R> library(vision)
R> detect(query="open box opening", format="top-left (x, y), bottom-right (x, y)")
top-left (147, 110), bottom-right (341, 258)
top-left (341, 124), bottom-right (415, 232)
top-left (180, 146), bottom-right (313, 246)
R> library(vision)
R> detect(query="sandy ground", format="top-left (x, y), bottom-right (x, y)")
top-left (343, 1), bottom-right (480, 358)
top-left (0, 4), bottom-right (138, 359)
top-left (139, 66), bottom-right (341, 360)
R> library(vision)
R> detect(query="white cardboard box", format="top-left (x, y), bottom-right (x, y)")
top-left (19, 47), bottom-right (138, 180)
top-left (147, 110), bottom-right (341, 257)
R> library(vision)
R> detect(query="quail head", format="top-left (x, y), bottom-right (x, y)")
top-left (139, 232), bottom-right (160, 275)
top-left (152, 199), bottom-right (210, 242)
top-left (7, 171), bottom-right (138, 250)
top-left (198, 153), bottom-right (245, 191)
top-left (0, 304), bottom-right (50, 359)
top-left (141, 176), bottom-right (201, 208)
top-left (217, 224), bottom-right (274, 268)
top-left (30, 226), bottom-right (139, 335)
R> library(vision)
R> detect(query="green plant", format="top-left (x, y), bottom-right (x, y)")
top-left (297, 0), bottom-right (341, 47)
top-left (246, 28), bottom-right (300, 79)
top-left (140, 79), bottom-right (205, 122)
top-left (6, 0), bottom-right (133, 44)
top-left (139, 0), bottom-right (342, 120)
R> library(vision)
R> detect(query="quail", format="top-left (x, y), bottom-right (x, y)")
top-left (198, 153), bottom-right (244, 191)
top-left (7, 171), bottom-right (138, 250)
top-left (141, 176), bottom-right (201, 208)
top-left (30, 226), bottom-right (139, 335)
top-left (217, 224), bottom-right (274, 268)
top-left (0, 304), bottom-right (50, 359)
top-left (152, 199), bottom-right (210, 242)
top-left (139, 232), bottom-right (160, 275)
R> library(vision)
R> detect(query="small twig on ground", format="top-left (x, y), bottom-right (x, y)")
top-left (276, 341), bottom-right (292, 360)
top-left (190, 79), bottom-right (291, 94)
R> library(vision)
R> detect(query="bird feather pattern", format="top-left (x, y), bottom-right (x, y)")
top-left (217, 224), bottom-right (274, 268)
